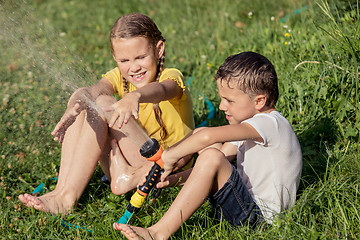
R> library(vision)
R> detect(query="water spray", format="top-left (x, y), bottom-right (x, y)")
top-left (117, 138), bottom-right (164, 224)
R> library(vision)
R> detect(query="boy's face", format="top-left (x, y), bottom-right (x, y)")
top-left (217, 78), bottom-right (258, 124)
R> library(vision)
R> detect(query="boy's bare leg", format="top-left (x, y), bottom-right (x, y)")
top-left (113, 148), bottom-right (233, 240)
top-left (19, 109), bottom-right (109, 214)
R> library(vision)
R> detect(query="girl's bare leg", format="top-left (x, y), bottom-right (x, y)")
top-left (19, 109), bottom-right (109, 214)
top-left (95, 95), bottom-right (154, 195)
top-left (113, 148), bottom-right (233, 240)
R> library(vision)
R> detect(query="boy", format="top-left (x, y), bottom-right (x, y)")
top-left (113, 51), bottom-right (302, 240)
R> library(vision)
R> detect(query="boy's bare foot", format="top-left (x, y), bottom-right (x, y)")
top-left (113, 223), bottom-right (162, 240)
top-left (18, 192), bottom-right (74, 215)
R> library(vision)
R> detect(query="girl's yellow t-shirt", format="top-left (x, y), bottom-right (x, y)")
top-left (103, 67), bottom-right (194, 149)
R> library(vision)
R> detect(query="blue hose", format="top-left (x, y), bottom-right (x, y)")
top-left (117, 210), bottom-right (133, 224)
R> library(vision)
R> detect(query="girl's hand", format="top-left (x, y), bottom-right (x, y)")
top-left (51, 102), bottom-right (83, 143)
top-left (104, 92), bottom-right (140, 128)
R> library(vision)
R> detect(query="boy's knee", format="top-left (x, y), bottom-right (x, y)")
top-left (196, 148), bottom-right (226, 169)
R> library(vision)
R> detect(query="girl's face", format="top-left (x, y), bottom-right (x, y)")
top-left (217, 78), bottom-right (258, 125)
top-left (112, 36), bottom-right (164, 89)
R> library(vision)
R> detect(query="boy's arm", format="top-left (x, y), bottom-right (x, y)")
top-left (156, 168), bottom-right (192, 189)
top-left (161, 122), bottom-right (262, 180)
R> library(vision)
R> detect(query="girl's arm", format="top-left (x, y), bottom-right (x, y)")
top-left (68, 77), bottom-right (114, 106)
top-left (107, 79), bottom-right (181, 128)
top-left (133, 79), bottom-right (182, 103)
top-left (51, 77), bottom-right (114, 142)
top-left (161, 122), bottom-right (262, 180)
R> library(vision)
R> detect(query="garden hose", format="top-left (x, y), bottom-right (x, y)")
top-left (117, 138), bottom-right (164, 224)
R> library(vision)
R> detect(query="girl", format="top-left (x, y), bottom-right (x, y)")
top-left (19, 13), bottom-right (194, 215)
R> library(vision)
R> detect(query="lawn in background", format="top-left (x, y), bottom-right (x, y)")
top-left (0, 0), bottom-right (359, 239)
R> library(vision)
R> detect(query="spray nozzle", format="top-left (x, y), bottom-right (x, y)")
top-left (140, 138), bottom-right (160, 158)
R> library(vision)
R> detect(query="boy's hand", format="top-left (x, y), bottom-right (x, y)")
top-left (160, 149), bottom-right (180, 181)
top-left (104, 92), bottom-right (140, 128)
top-left (137, 169), bottom-right (171, 189)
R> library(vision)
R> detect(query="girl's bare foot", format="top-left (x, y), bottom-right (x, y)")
top-left (18, 192), bottom-right (74, 215)
top-left (113, 223), bottom-right (163, 240)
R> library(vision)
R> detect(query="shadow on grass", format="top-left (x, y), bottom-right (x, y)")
top-left (297, 116), bottom-right (339, 193)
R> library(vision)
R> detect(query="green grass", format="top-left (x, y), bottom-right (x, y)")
top-left (1, 0), bottom-right (359, 239)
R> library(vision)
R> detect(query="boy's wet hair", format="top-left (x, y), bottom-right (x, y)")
top-left (216, 51), bottom-right (279, 107)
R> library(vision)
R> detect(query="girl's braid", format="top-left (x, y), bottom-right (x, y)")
top-left (153, 51), bottom-right (167, 140)
top-left (122, 76), bottom-right (129, 94)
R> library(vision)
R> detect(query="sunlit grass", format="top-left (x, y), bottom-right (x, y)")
top-left (1, 0), bottom-right (359, 239)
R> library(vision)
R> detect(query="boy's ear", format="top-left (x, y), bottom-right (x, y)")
top-left (156, 40), bottom-right (165, 58)
top-left (254, 94), bottom-right (267, 110)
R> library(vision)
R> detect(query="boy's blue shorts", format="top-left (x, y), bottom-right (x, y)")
top-left (208, 165), bottom-right (263, 227)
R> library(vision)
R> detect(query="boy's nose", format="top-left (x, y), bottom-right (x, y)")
top-left (219, 100), bottom-right (226, 111)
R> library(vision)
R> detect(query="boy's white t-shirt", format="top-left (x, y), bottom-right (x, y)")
top-left (231, 111), bottom-right (302, 223)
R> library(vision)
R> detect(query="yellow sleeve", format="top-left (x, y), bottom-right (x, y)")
top-left (102, 67), bottom-right (124, 97)
top-left (159, 68), bottom-right (186, 93)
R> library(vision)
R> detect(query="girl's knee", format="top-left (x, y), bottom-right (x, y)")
top-left (95, 95), bottom-right (116, 108)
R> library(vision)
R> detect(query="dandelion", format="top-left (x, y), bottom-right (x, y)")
top-left (284, 42), bottom-right (288, 45)
top-left (270, 16), bottom-right (275, 21)
top-left (284, 33), bottom-right (291, 37)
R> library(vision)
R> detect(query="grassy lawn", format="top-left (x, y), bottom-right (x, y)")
top-left (1, 0), bottom-right (359, 239)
